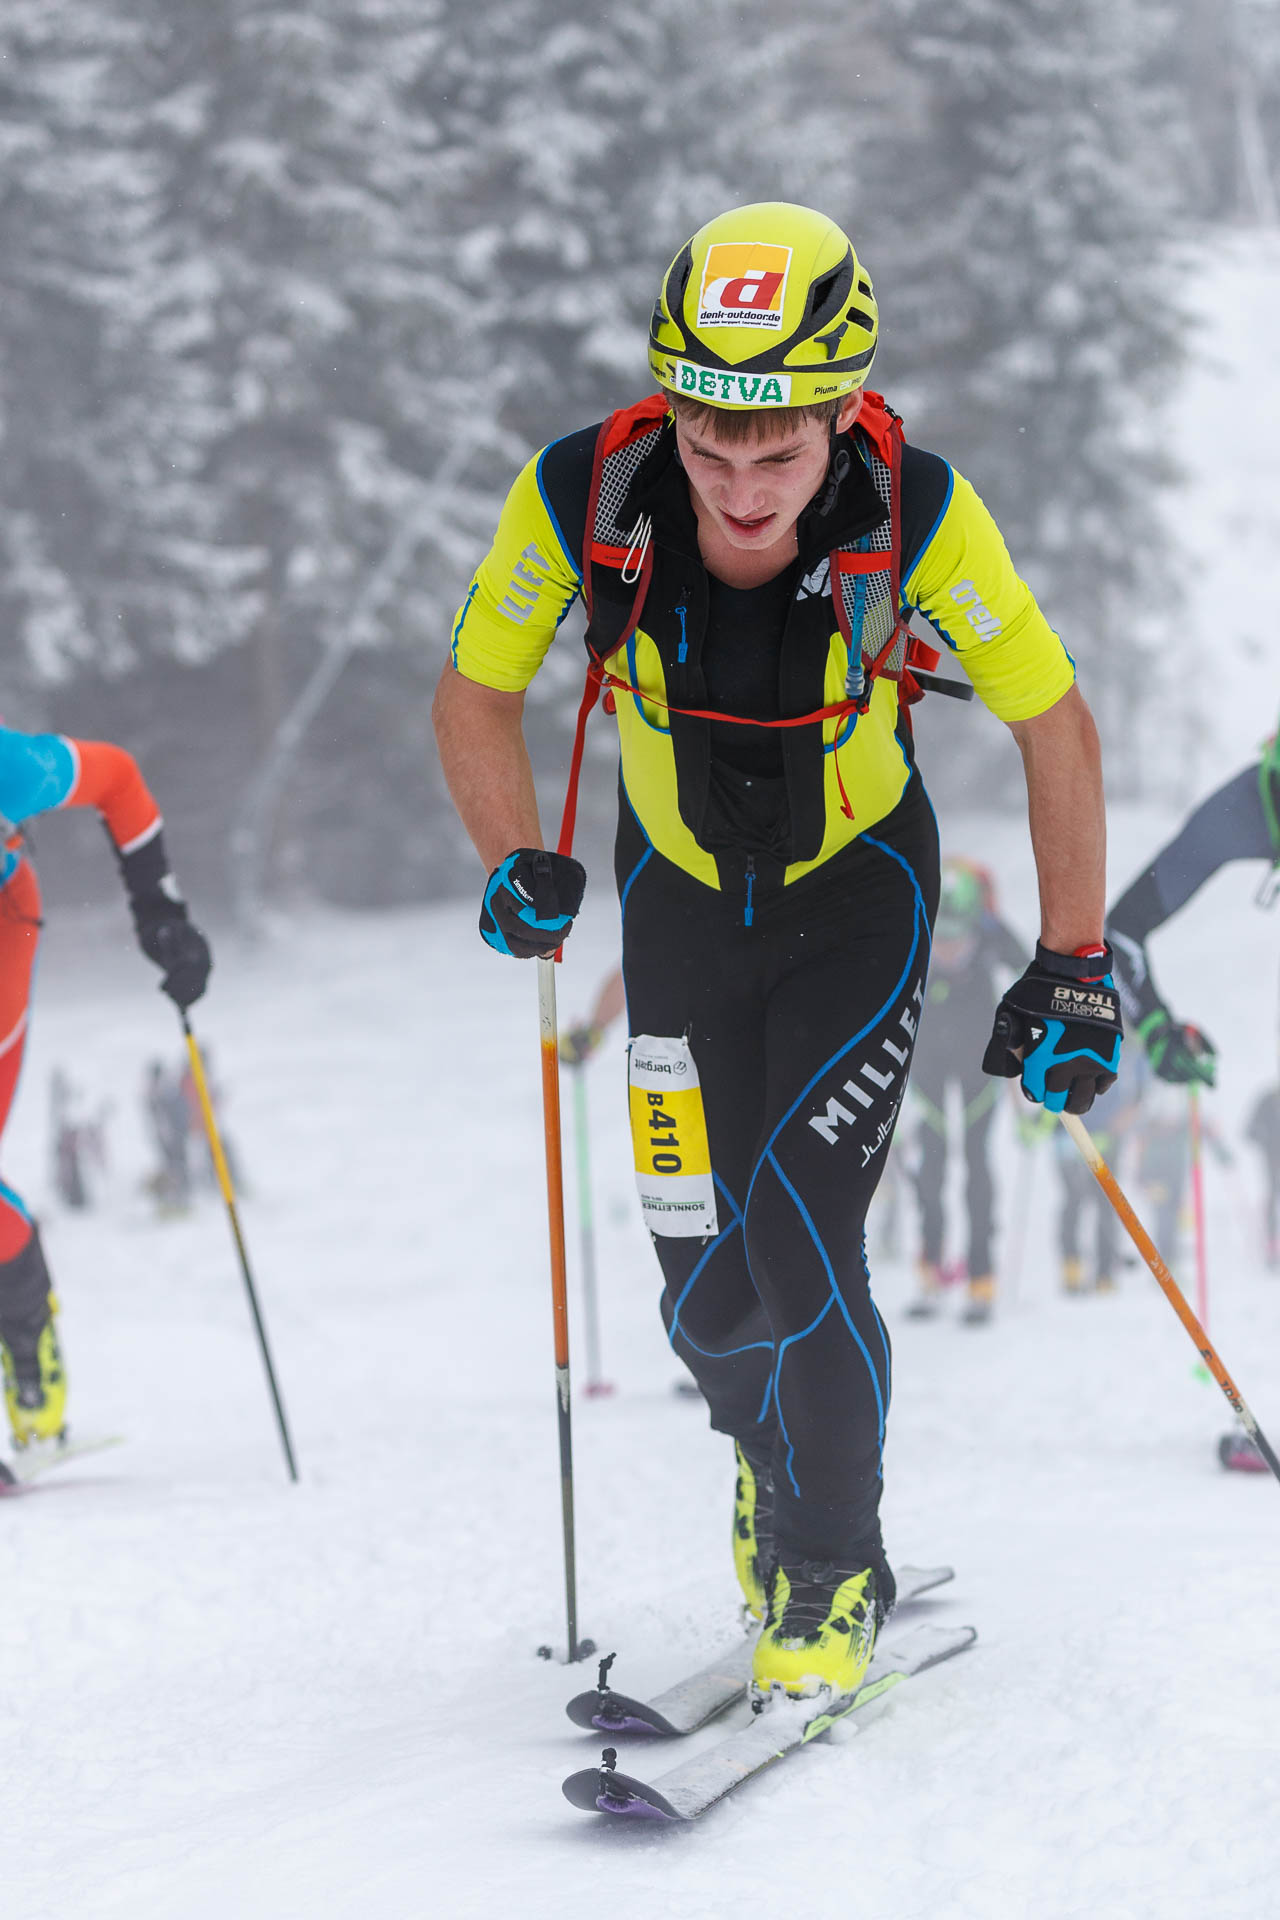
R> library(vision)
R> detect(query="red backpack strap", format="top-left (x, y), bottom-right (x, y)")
top-left (828, 395), bottom-right (910, 705)
top-left (582, 394), bottom-right (670, 612)
top-left (561, 396), bottom-right (668, 859)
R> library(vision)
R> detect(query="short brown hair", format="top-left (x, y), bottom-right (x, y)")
top-left (665, 391), bottom-right (841, 443)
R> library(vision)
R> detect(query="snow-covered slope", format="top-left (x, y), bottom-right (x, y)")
top-left (5, 878), bottom-right (1280, 1920)
top-left (8, 239), bottom-right (1280, 1917)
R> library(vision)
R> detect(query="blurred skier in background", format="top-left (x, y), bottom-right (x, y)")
top-left (1108, 731), bottom-right (1280, 1089)
top-left (1244, 1081), bottom-right (1280, 1269)
top-left (1054, 1051), bottom-right (1146, 1294)
top-left (0, 727), bottom-right (211, 1454)
top-left (1106, 750), bottom-right (1277, 1469)
top-left (144, 1059), bottom-right (192, 1212)
top-left (435, 202), bottom-right (1120, 1707)
top-left (907, 857), bottom-right (1026, 1324)
top-left (49, 1067), bottom-right (109, 1212)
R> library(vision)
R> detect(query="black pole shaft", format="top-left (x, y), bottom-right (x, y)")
top-left (183, 1015), bottom-right (299, 1483)
top-left (556, 1376), bottom-right (579, 1659)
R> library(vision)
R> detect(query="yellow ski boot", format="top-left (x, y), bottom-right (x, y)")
top-left (960, 1274), bottom-right (996, 1325)
top-left (1061, 1255), bottom-right (1086, 1296)
top-left (732, 1441), bottom-right (775, 1621)
top-left (750, 1558), bottom-right (886, 1705)
top-left (0, 1232), bottom-right (67, 1448)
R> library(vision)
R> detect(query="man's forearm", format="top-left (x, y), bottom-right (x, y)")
top-left (432, 664), bottom-right (543, 871)
top-left (1009, 685), bottom-right (1106, 953)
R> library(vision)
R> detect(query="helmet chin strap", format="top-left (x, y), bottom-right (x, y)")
top-left (811, 416), bottom-right (852, 520)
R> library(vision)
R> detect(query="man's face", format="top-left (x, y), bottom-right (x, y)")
top-left (674, 393), bottom-right (862, 553)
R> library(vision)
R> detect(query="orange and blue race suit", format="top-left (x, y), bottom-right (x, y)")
top-left (0, 731), bottom-right (162, 1259)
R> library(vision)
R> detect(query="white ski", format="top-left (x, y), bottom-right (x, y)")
top-left (563, 1620), bottom-right (976, 1822)
top-left (1, 1432), bottom-right (126, 1492)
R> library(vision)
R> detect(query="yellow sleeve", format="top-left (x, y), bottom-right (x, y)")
top-left (449, 450), bottom-right (583, 691)
top-left (902, 466), bottom-right (1075, 723)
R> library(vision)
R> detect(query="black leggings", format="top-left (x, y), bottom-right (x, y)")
top-left (617, 776), bottom-right (939, 1565)
top-left (911, 1058), bottom-right (999, 1274)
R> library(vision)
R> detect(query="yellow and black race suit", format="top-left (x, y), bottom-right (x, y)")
top-left (450, 400), bottom-right (1074, 1571)
top-left (451, 404), bottom-right (1074, 893)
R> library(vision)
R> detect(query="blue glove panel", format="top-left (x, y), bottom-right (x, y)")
top-left (478, 848), bottom-right (587, 960)
top-left (1020, 1019), bottom-right (1123, 1114)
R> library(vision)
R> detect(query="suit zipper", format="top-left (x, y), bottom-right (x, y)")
top-left (744, 855), bottom-right (756, 929)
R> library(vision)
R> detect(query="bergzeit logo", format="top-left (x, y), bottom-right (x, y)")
top-left (697, 242), bottom-right (792, 330)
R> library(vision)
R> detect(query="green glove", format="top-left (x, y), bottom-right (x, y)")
top-left (1138, 1009), bottom-right (1216, 1087)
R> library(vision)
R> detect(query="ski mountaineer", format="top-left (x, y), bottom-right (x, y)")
top-left (433, 204), bottom-right (1121, 1708)
top-left (0, 726), bottom-right (211, 1451)
top-left (1106, 734), bottom-right (1280, 1087)
top-left (906, 856), bottom-right (1027, 1324)
top-left (1104, 740), bottom-right (1280, 1475)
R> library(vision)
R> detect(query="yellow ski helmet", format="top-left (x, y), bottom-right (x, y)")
top-left (648, 202), bottom-right (878, 411)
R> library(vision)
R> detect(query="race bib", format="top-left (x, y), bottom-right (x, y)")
top-left (628, 1034), bottom-right (718, 1239)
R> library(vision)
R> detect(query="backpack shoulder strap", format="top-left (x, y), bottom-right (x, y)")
top-left (828, 391), bottom-right (908, 697)
top-left (582, 394), bottom-right (669, 619)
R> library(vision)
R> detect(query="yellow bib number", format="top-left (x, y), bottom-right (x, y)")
top-left (628, 1035), bottom-right (718, 1238)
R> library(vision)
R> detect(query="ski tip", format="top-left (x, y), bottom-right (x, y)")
top-left (562, 1765), bottom-right (684, 1820)
top-left (565, 1689), bottom-right (677, 1735)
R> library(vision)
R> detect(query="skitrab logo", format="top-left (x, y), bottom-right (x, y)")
top-left (697, 242), bottom-right (792, 330)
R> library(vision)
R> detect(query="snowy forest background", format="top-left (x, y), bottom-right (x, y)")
top-left (2, 0), bottom-right (1277, 923)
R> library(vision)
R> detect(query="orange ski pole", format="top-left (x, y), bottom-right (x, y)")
top-left (1188, 1085), bottom-right (1210, 1331)
top-left (1057, 1110), bottom-right (1280, 1485)
top-left (536, 957), bottom-right (594, 1662)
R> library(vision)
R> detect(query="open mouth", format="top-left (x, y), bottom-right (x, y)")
top-left (722, 510), bottom-right (775, 537)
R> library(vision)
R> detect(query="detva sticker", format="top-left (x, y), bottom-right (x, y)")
top-left (628, 1035), bottom-right (718, 1238)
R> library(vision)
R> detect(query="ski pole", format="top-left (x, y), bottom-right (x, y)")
top-left (181, 1015), bottom-right (299, 1483)
top-left (536, 958), bottom-right (593, 1662)
top-left (1057, 1109), bottom-right (1280, 1486)
top-left (571, 1061), bottom-right (612, 1397)
top-left (1188, 1086), bottom-right (1210, 1331)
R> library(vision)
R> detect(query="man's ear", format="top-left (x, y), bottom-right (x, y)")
top-left (836, 390), bottom-right (865, 434)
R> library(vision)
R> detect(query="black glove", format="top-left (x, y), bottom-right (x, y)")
top-left (982, 942), bottom-right (1123, 1116)
top-left (117, 830), bottom-right (211, 1010)
top-left (1138, 1009), bottom-right (1216, 1086)
top-left (133, 899), bottom-right (212, 1009)
top-left (479, 848), bottom-right (586, 959)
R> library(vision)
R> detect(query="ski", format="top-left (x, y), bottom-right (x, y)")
top-left (0, 1433), bottom-right (125, 1495)
top-left (565, 1562), bottom-right (955, 1738)
top-left (563, 1620), bottom-right (975, 1822)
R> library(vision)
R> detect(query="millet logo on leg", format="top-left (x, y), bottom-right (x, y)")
top-left (808, 978), bottom-right (925, 1146)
